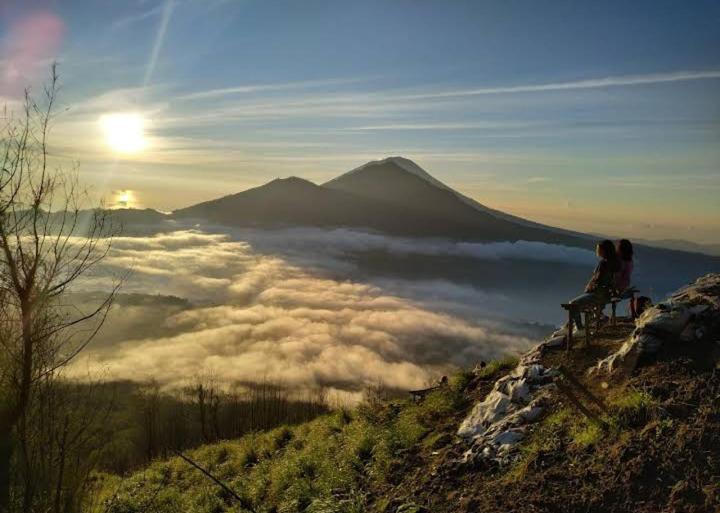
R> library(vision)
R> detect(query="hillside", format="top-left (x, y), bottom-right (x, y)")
top-left (90, 274), bottom-right (720, 513)
top-left (171, 176), bottom-right (463, 237)
top-left (172, 164), bottom-right (579, 243)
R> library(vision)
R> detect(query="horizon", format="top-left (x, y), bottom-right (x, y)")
top-left (1, 0), bottom-right (719, 244)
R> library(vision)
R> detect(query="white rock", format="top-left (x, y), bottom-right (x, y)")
top-left (492, 429), bottom-right (525, 446)
top-left (457, 391), bottom-right (511, 437)
top-left (517, 405), bottom-right (544, 423)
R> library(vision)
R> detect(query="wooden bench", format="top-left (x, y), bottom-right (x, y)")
top-left (560, 303), bottom-right (602, 350)
top-left (562, 287), bottom-right (640, 350)
top-left (610, 287), bottom-right (638, 325)
top-left (409, 376), bottom-right (448, 401)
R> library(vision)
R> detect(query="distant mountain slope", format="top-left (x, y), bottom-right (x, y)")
top-left (174, 160), bottom-right (586, 245)
top-left (323, 156), bottom-right (587, 244)
top-left (172, 176), bottom-right (473, 237)
top-left (169, 157), bottom-right (720, 295)
top-left (327, 156), bottom-right (589, 239)
top-left (633, 237), bottom-right (720, 257)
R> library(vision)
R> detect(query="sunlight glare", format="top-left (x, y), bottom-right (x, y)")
top-left (100, 113), bottom-right (147, 154)
top-left (113, 189), bottom-right (135, 209)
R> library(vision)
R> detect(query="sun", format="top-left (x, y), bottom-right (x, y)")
top-left (100, 113), bottom-right (147, 154)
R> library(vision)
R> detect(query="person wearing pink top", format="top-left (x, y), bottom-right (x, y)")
top-left (615, 239), bottom-right (635, 317)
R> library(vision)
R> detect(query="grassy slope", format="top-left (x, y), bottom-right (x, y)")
top-left (90, 323), bottom-right (720, 513)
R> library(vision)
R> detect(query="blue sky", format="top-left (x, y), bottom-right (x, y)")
top-left (1, 0), bottom-right (719, 242)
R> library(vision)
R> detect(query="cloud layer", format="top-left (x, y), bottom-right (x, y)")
top-left (69, 229), bottom-right (550, 400)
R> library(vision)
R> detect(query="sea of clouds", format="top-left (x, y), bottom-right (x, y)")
top-left (67, 228), bottom-right (596, 401)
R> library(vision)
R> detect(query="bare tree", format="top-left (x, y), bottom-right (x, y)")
top-left (0, 65), bottom-right (120, 512)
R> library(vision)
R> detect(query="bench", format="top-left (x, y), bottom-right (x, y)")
top-left (560, 303), bottom-right (601, 350)
top-left (610, 287), bottom-right (638, 325)
top-left (409, 376), bottom-right (448, 401)
top-left (561, 286), bottom-right (639, 350)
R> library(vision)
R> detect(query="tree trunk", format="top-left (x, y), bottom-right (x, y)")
top-left (0, 421), bottom-right (12, 513)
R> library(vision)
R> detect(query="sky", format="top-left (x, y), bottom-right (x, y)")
top-left (1, 0), bottom-right (719, 243)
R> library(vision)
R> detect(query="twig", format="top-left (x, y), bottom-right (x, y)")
top-left (173, 450), bottom-right (256, 513)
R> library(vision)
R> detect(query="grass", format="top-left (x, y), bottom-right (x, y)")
top-left (89, 361), bottom-right (521, 513)
top-left (473, 356), bottom-right (519, 380)
top-left (91, 358), bottom-right (661, 511)
top-left (505, 386), bottom-right (660, 481)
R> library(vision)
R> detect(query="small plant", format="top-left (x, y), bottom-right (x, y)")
top-left (571, 420), bottom-right (604, 447)
top-left (609, 388), bottom-right (657, 427)
top-left (475, 356), bottom-right (520, 380)
top-left (271, 426), bottom-right (294, 452)
top-left (240, 446), bottom-right (259, 468)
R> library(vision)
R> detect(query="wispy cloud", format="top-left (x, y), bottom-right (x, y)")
top-left (177, 77), bottom-right (372, 101)
top-left (398, 70), bottom-right (720, 100)
top-left (144, 0), bottom-right (176, 86)
top-left (343, 121), bottom-right (539, 131)
top-left (112, 4), bottom-right (165, 29)
top-left (527, 176), bottom-right (551, 184)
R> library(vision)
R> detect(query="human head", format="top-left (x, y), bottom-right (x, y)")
top-left (617, 239), bottom-right (633, 261)
top-left (596, 239), bottom-right (617, 261)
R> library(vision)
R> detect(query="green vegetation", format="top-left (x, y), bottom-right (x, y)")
top-left (473, 356), bottom-right (519, 380)
top-left (89, 368), bottom-right (483, 513)
top-left (507, 386), bottom-right (660, 481)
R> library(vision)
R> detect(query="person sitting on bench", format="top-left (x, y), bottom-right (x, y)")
top-left (614, 238), bottom-right (636, 317)
top-left (567, 240), bottom-right (620, 330)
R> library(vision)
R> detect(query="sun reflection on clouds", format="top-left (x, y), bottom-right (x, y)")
top-left (111, 189), bottom-right (137, 209)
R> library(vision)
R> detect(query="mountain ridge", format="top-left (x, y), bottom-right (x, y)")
top-left (326, 156), bottom-right (590, 240)
top-left (173, 157), bottom-right (587, 246)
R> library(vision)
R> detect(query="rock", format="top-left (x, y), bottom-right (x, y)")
top-left (457, 391), bottom-right (511, 437)
top-left (492, 429), bottom-right (525, 446)
top-left (544, 335), bottom-right (566, 348)
top-left (506, 379), bottom-right (530, 403)
top-left (517, 404), bottom-right (544, 423)
top-left (595, 274), bottom-right (720, 375)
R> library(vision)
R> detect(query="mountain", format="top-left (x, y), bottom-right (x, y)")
top-left (170, 157), bottom-right (720, 298)
top-left (174, 158), bottom-right (586, 245)
top-left (326, 156), bottom-right (588, 238)
top-left (632, 237), bottom-right (720, 257)
top-left (172, 176), bottom-right (457, 236)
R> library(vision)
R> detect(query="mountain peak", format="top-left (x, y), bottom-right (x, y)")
top-left (266, 176), bottom-right (317, 188)
top-left (326, 156), bottom-right (436, 185)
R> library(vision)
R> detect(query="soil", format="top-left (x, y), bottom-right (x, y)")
top-left (367, 316), bottom-right (720, 513)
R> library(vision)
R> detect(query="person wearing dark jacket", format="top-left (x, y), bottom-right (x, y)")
top-left (568, 240), bottom-right (620, 329)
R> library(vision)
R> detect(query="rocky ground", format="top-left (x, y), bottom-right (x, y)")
top-left (368, 274), bottom-right (720, 513)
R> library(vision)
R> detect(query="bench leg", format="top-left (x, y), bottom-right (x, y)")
top-left (611, 301), bottom-right (617, 325)
top-left (566, 310), bottom-right (574, 351)
top-left (584, 311), bottom-right (591, 347)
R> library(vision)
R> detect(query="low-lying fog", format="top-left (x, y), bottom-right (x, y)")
top-left (67, 226), bottom-right (601, 401)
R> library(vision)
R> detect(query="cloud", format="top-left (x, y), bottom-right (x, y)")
top-left (144, 0), bottom-right (176, 86)
top-left (396, 70), bottom-right (720, 101)
top-left (209, 226), bottom-right (598, 268)
top-left (112, 4), bottom-right (165, 29)
top-left (176, 78), bottom-right (371, 101)
top-left (68, 229), bottom-right (556, 399)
